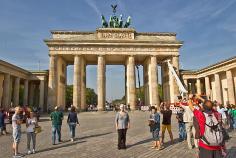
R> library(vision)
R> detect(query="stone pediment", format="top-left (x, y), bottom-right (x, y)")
top-left (48, 28), bottom-right (180, 43)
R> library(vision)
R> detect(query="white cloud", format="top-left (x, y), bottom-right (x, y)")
top-left (84, 0), bottom-right (102, 16)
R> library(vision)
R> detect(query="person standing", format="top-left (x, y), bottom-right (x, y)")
top-left (12, 107), bottom-right (23, 157)
top-left (26, 112), bottom-right (38, 154)
top-left (180, 98), bottom-right (199, 149)
top-left (115, 104), bottom-right (130, 150)
top-left (0, 108), bottom-right (5, 135)
top-left (160, 102), bottom-right (174, 145)
top-left (149, 106), bottom-right (163, 150)
top-left (189, 94), bottom-right (226, 158)
top-left (67, 106), bottom-right (79, 142)
top-left (50, 106), bottom-right (64, 145)
top-left (231, 105), bottom-right (236, 130)
top-left (176, 107), bottom-right (186, 142)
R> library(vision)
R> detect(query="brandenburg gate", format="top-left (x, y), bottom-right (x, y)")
top-left (45, 28), bottom-right (183, 111)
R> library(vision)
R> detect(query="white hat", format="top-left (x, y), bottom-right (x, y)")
top-left (54, 106), bottom-right (58, 110)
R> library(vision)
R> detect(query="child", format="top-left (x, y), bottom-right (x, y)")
top-left (149, 106), bottom-right (163, 150)
top-left (26, 112), bottom-right (38, 154)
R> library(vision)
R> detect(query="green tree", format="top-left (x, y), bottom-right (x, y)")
top-left (65, 85), bottom-right (98, 106)
top-left (86, 88), bottom-right (97, 105)
top-left (66, 85), bottom-right (73, 106)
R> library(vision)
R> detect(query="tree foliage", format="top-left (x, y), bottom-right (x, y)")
top-left (66, 85), bottom-right (97, 106)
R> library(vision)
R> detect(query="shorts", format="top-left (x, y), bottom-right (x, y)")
top-left (161, 124), bottom-right (172, 133)
top-left (199, 147), bottom-right (223, 158)
top-left (152, 129), bottom-right (160, 141)
top-left (12, 129), bottom-right (21, 143)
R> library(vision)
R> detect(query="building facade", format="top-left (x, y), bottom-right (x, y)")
top-left (0, 60), bottom-right (48, 111)
top-left (181, 56), bottom-right (236, 105)
top-left (44, 28), bottom-right (183, 110)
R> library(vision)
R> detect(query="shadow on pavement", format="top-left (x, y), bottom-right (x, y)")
top-left (75, 132), bottom-right (113, 141)
top-left (127, 137), bottom-right (180, 148)
top-left (35, 140), bottom-right (87, 154)
top-left (227, 146), bottom-right (236, 158)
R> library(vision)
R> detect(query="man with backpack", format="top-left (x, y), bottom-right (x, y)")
top-left (188, 94), bottom-right (226, 158)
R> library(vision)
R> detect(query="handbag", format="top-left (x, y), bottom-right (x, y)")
top-left (34, 126), bottom-right (42, 134)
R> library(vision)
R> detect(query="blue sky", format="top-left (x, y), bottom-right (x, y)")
top-left (0, 0), bottom-right (236, 101)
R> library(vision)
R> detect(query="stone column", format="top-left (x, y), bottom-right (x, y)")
top-left (2, 74), bottom-right (10, 108)
top-left (97, 55), bottom-right (106, 111)
top-left (214, 73), bottom-right (223, 104)
top-left (73, 55), bottom-right (81, 110)
top-left (23, 80), bottom-right (28, 106)
top-left (149, 56), bottom-right (160, 108)
top-left (196, 78), bottom-right (201, 94)
top-left (29, 82), bottom-right (34, 106)
top-left (205, 76), bottom-right (211, 99)
top-left (39, 80), bottom-right (45, 110)
top-left (226, 70), bottom-right (235, 104)
top-left (13, 77), bottom-right (20, 106)
top-left (48, 55), bottom-right (57, 107)
top-left (126, 56), bottom-right (136, 110)
top-left (191, 81), bottom-right (196, 94)
top-left (80, 57), bottom-right (86, 111)
top-left (0, 75), bottom-right (4, 106)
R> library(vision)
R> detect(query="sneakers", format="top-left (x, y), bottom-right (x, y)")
top-left (32, 149), bottom-right (36, 154)
top-left (27, 150), bottom-right (32, 155)
top-left (27, 149), bottom-right (36, 155)
top-left (71, 138), bottom-right (74, 142)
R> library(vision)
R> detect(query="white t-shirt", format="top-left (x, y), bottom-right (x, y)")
top-left (26, 118), bottom-right (36, 133)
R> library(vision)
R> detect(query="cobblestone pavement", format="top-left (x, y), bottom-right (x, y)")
top-left (0, 111), bottom-right (236, 158)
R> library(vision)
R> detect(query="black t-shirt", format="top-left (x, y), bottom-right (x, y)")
top-left (176, 112), bottom-right (184, 123)
top-left (162, 110), bottom-right (172, 125)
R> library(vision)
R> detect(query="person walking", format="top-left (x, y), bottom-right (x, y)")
top-left (12, 107), bottom-right (23, 157)
top-left (160, 102), bottom-right (174, 145)
top-left (50, 106), bottom-right (64, 145)
top-left (149, 106), bottom-right (163, 150)
top-left (26, 112), bottom-right (38, 154)
top-left (176, 107), bottom-right (186, 142)
top-left (67, 106), bottom-right (79, 142)
top-left (189, 94), bottom-right (226, 158)
top-left (115, 104), bottom-right (130, 150)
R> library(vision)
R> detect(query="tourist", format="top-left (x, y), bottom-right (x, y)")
top-left (231, 105), bottom-right (236, 130)
top-left (67, 106), bottom-right (79, 142)
top-left (115, 104), bottom-right (130, 150)
top-left (50, 106), bottom-right (64, 145)
top-left (180, 95), bottom-right (198, 149)
top-left (26, 112), bottom-right (38, 154)
top-left (217, 104), bottom-right (228, 129)
top-left (160, 102), bottom-right (174, 145)
top-left (188, 94), bottom-right (226, 158)
top-left (12, 106), bottom-right (23, 157)
top-left (0, 108), bottom-right (5, 135)
top-left (149, 106), bottom-right (163, 150)
top-left (176, 107), bottom-right (186, 142)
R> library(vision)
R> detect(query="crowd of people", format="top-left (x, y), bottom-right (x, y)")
top-left (0, 94), bottom-right (236, 158)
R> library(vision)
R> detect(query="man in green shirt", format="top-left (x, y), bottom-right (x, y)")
top-left (50, 106), bottom-right (63, 145)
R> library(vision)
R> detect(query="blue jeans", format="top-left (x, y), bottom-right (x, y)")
top-left (178, 122), bottom-right (186, 141)
top-left (233, 117), bottom-right (236, 129)
top-left (69, 123), bottom-right (76, 138)
top-left (52, 125), bottom-right (61, 144)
